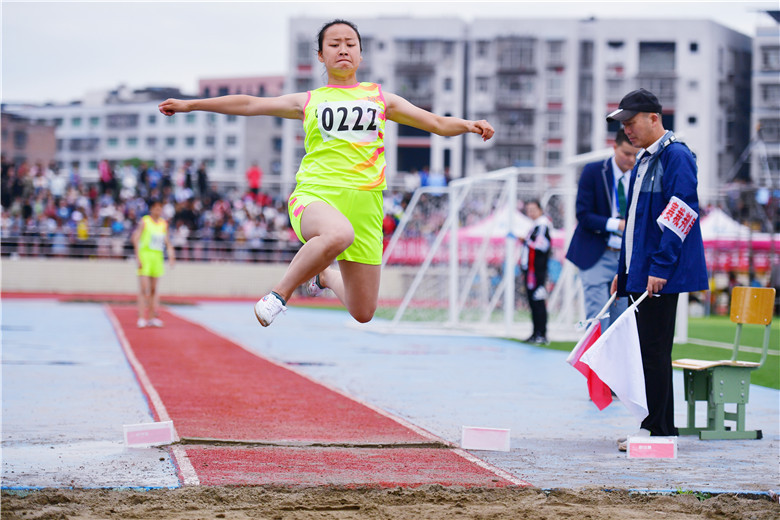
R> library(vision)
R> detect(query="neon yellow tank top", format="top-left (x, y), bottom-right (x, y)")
top-left (139, 215), bottom-right (167, 253)
top-left (297, 82), bottom-right (387, 191)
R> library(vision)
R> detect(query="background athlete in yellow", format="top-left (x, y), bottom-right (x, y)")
top-left (158, 19), bottom-right (494, 327)
top-left (131, 199), bottom-right (176, 328)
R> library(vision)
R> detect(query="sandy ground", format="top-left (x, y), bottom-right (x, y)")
top-left (2, 486), bottom-right (779, 520)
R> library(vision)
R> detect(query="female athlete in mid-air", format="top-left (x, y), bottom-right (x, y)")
top-left (159, 19), bottom-right (495, 327)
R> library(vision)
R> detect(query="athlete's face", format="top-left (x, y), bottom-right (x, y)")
top-left (149, 203), bottom-right (163, 219)
top-left (318, 24), bottom-right (362, 72)
top-left (613, 141), bottom-right (640, 173)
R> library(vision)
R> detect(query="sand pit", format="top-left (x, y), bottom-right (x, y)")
top-left (2, 486), bottom-right (779, 520)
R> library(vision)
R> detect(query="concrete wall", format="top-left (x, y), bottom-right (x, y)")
top-left (1, 258), bottom-right (411, 300)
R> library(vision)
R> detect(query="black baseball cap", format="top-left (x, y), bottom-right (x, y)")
top-left (606, 88), bottom-right (662, 122)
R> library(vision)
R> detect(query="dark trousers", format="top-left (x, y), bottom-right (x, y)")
top-left (526, 286), bottom-right (547, 338)
top-left (631, 292), bottom-right (679, 436)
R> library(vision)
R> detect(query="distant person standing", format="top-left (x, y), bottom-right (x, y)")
top-left (132, 199), bottom-right (175, 328)
top-left (608, 88), bottom-right (708, 448)
top-left (520, 200), bottom-right (551, 345)
top-left (566, 129), bottom-right (638, 330)
top-left (196, 160), bottom-right (209, 197)
top-left (246, 161), bottom-right (263, 198)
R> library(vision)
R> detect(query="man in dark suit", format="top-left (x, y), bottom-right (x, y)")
top-left (566, 129), bottom-right (638, 329)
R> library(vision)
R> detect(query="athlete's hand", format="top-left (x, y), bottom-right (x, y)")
top-left (158, 98), bottom-right (190, 116)
top-left (470, 120), bottom-right (495, 141)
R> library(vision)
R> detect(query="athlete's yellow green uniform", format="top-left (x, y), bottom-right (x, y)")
top-left (288, 82), bottom-right (387, 265)
top-left (137, 215), bottom-right (168, 277)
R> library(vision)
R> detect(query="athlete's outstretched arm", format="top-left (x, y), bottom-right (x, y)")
top-left (158, 93), bottom-right (308, 120)
top-left (384, 92), bottom-right (494, 141)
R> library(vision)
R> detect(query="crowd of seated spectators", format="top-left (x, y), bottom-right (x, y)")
top-left (1, 156), bottom-right (297, 262)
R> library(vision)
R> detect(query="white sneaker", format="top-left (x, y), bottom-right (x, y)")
top-left (306, 275), bottom-right (325, 297)
top-left (618, 428), bottom-right (651, 451)
top-left (254, 293), bottom-right (287, 327)
top-left (149, 318), bottom-right (164, 328)
top-left (137, 318), bottom-right (148, 328)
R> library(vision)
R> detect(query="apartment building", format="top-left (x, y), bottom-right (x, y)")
top-left (287, 16), bottom-right (752, 203)
top-left (1, 112), bottom-right (56, 167)
top-left (2, 84), bottom-right (282, 192)
top-left (751, 12), bottom-right (780, 189)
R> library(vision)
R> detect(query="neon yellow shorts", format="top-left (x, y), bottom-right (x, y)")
top-left (288, 184), bottom-right (383, 265)
top-left (137, 250), bottom-right (165, 278)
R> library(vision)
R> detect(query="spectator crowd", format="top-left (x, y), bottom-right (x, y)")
top-left (1, 155), bottom-right (297, 262)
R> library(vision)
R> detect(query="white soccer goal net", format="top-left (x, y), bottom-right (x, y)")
top-left (376, 166), bottom-right (585, 341)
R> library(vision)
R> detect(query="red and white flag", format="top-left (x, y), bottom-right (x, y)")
top-left (566, 319), bottom-right (613, 410)
top-left (579, 294), bottom-right (649, 423)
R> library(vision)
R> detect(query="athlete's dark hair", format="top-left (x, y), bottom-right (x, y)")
top-left (317, 19), bottom-right (362, 52)
top-left (615, 128), bottom-right (631, 146)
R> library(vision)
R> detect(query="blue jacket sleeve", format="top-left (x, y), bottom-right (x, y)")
top-left (648, 145), bottom-right (699, 281)
top-left (575, 164), bottom-right (610, 234)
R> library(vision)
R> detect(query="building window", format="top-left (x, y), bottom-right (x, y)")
top-left (547, 74), bottom-right (563, 99)
top-left (205, 136), bottom-right (216, 147)
top-left (607, 40), bottom-right (624, 49)
top-left (207, 113), bottom-right (217, 124)
top-left (71, 117), bottom-right (82, 127)
top-left (226, 135), bottom-right (238, 146)
top-left (126, 137), bottom-right (138, 147)
top-left (546, 150), bottom-right (561, 166)
top-left (226, 115), bottom-right (238, 123)
top-left (185, 113), bottom-right (196, 124)
top-left (166, 137), bottom-right (176, 147)
top-left (218, 86), bottom-right (229, 96)
top-left (89, 116), bottom-right (100, 128)
top-left (107, 137), bottom-right (119, 148)
top-left (53, 118), bottom-right (63, 127)
top-left (148, 114), bottom-right (157, 125)
top-left (13, 131), bottom-right (27, 149)
top-left (225, 158), bottom-right (236, 170)
top-left (639, 42), bottom-right (676, 73)
top-left (688, 116), bottom-right (698, 125)
top-left (203, 87), bottom-right (211, 97)
top-left (760, 84), bottom-right (780, 106)
top-left (548, 113), bottom-right (563, 134)
top-left (297, 39), bottom-right (311, 65)
top-left (579, 41), bottom-right (594, 69)
top-left (759, 118), bottom-right (780, 143)
top-left (146, 136), bottom-right (157, 148)
top-left (547, 40), bottom-right (564, 64)
top-left (477, 40), bottom-right (490, 58)
top-left (761, 46), bottom-right (780, 71)
top-left (106, 113), bottom-right (139, 129)
top-left (443, 77), bottom-right (453, 91)
top-left (273, 137), bottom-right (282, 152)
top-left (476, 77), bottom-right (490, 93)
top-left (185, 136), bottom-right (196, 147)
top-left (88, 160), bottom-right (98, 170)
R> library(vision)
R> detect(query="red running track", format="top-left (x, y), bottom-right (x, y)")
top-left (108, 305), bottom-right (529, 488)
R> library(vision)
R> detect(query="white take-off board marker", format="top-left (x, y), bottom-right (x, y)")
top-left (627, 436), bottom-right (677, 459)
top-left (461, 426), bottom-right (511, 452)
top-left (123, 420), bottom-right (175, 448)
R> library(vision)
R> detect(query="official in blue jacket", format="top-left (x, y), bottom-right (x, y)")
top-left (566, 129), bottom-right (638, 329)
top-left (608, 88), bottom-right (708, 445)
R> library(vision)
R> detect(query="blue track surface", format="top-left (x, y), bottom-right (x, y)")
top-left (2, 298), bottom-right (778, 492)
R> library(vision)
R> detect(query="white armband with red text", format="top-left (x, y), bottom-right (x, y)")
top-left (656, 196), bottom-right (698, 241)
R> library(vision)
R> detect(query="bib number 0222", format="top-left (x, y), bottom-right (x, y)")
top-left (317, 100), bottom-right (381, 143)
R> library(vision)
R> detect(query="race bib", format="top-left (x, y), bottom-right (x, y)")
top-left (656, 196), bottom-right (698, 241)
top-left (317, 100), bottom-right (381, 143)
top-left (149, 232), bottom-right (165, 251)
